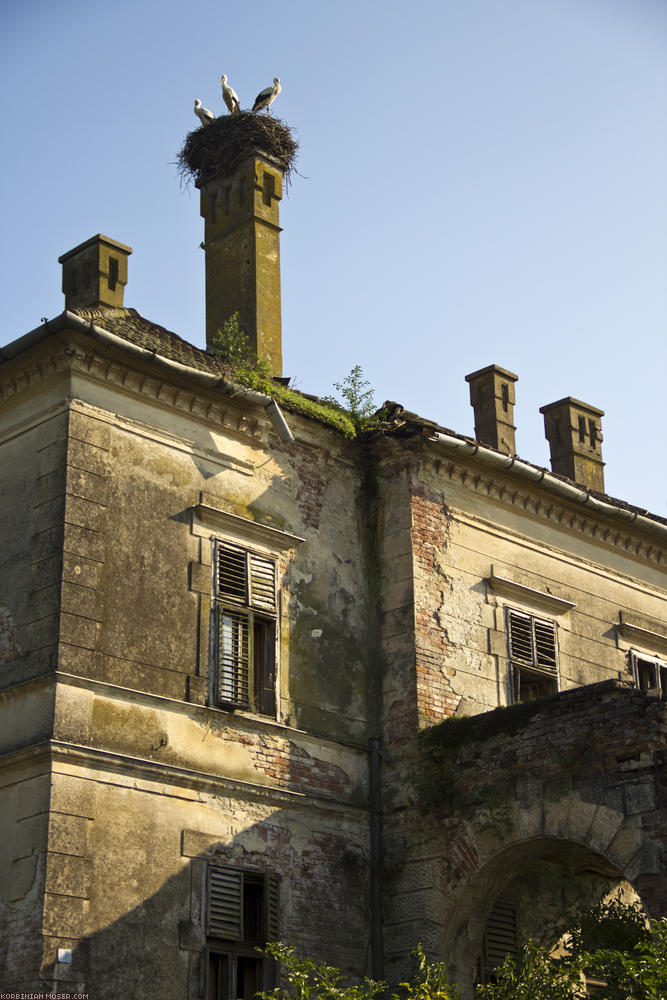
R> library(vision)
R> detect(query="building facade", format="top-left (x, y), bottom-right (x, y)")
top-left (1, 122), bottom-right (666, 997)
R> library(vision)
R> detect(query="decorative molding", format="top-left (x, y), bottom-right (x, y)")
top-left (1, 341), bottom-right (266, 443)
top-left (192, 502), bottom-right (306, 551)
top-left (423, 455), bottom-right (666, 568)
top-left (487, 571), bottom-right (576, 616)
top-left (617, 611), bottom-right (667, 657)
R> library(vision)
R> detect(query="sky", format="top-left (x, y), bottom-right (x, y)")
top-left (2, 0), bottom-right (666, 516)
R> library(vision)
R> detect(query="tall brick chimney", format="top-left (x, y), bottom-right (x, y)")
top-left (59, 235), bottom-right (132, 310)
top-left (539, 397), bottom-right (605, 492)
top-left (465, 364), bottom-right (518, 455)
top-left (198, 146), bottom-right (284, 375)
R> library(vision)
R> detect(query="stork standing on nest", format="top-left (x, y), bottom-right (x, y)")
top-left (194, 99), bottom-right (215, 125)
top-left (221, 75), bottom-right (240, 114)
top-left (252, 77), bottom-right (281, 114)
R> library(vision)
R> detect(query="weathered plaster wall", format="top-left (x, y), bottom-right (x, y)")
top-left (34, 754), bottom-right (369, 995)
top-left (0, 388), bottom-right (69, 690)
top-left (403, 447), bottom-right (667, 727)
top-left (0, 767), bottom-right (51, 990)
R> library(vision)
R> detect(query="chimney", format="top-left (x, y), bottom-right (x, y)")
top-left (539, 397), bottom-right (605, 492)
top-left (198, 138), bottom-right (284, 375)
top-left (465, 364), bottom-right (518, 455)
top-left (59, 234), bottom-right (132, 310)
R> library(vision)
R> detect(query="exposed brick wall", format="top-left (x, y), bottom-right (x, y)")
top-left (409, 476), bottom-right (458, 730)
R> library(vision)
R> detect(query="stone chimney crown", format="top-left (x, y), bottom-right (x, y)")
top-left (539, 397), bottom-right (605, 492)
top-left (59, 234), bottom-right (132, 310)
top-left (465, 364), bottom-right (519, 455)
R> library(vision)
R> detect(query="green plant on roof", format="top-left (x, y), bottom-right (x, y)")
top-left (209, 313), bottom-right (358, 439)
top-left (325, 365), bottom-right (377, 429)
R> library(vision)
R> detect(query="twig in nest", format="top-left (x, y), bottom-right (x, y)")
top-left (177, 112), bottom-right (298, 188)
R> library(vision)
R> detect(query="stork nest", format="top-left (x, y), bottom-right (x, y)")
top-left (177, 112), bottom-right (298, 188)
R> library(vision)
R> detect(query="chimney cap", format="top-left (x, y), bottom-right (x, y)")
top-left (58, 233), bottom-right (132, 265)
top-left (465, 363), bottom-right (518, 384)
top-left (539, 396), bottom-right (604, 417)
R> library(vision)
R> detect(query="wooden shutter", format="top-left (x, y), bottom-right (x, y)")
top-left (507, 610), bottom-right (534, 665)
top-left (484, 899), bottom-right (517, 972)
top-left (218, 543), bottom-right (247, 602)
top-left (265, 874), bottom-right (280, 942)
top-left (249, 554), bottom-right (276, 612)
top-left (208, 866), bottom-right (243, 939)
top-left (508, 610), bottom-right (558, 675)
top-left (218, 609), bottom-right (250, 707)
top-left (534, 618), bottom-right (557, 672)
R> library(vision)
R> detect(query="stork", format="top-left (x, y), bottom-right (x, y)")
top-left (194, 99), bottom-right (215, 125)
top-left (221, 75), bottom-right (240, 115)
top-left (252, 77), bottom-right (281, 114)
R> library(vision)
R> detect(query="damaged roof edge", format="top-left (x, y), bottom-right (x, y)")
top-left (0, 311), bottom-right (294, 444)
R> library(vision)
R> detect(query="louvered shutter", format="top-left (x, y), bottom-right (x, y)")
top-left (484, 900), bottom-right (517, 972)
top-left (218, 610), bottom-right (250, 707)
top-left (208, 866), bottom-right (243, 939)
top-left (218, 543), bottom-right (247, 602)
top-left (508, 610), bottom-right (558, 675)
top-left (249, 554), bottom-right (276, 611)
top-left (265, 874), bottom-right (280, 942)
top-left (507, 611), bottom-right (534, 664)
top-left (534, 618), bottom-right (557, 672)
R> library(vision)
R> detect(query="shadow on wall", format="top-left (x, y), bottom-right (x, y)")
top-left (25, 790), bottom-right (371, 998)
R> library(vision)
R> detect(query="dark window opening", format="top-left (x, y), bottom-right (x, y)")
top-left (206, 867), bottom-right (279, 1000)
top-left (588, 419), bottom-right (598, 448)
top-left (262, 173), bottom-right (275, 207)
top-left (108, 256), bottom-right (119, 291)
top-left (632, 653), bottom-right (667, 694)
top-left (578, 415), bottom-right (587, 443)
top-left (501, 382), bottom-right (509, 413)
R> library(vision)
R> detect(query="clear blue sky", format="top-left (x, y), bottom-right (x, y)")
top-left (2, 0), bottom-right (666, 515)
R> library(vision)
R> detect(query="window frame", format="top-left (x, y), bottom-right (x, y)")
top-left (211, 539), bottom-right (278, 716)
top-left (205, 864), bottom-right (279, 1000)
top-left (506, 607), bottom-right (560, 703)
top-left (631, 650), bottom-right (667, 694)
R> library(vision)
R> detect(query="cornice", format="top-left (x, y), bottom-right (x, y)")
top-left (420, 453), bottom-right (666, 569)
top-left (1, 339), bottom-right (267, 443)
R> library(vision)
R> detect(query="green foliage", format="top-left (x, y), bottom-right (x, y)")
top-left (398, 943), bottom-right (461, 1000)
top-left (209, 313), bottom-right (357, 438)
top-left (259, 942), bottom-right (384, 1000)
top-left (260, 942), bottom-right (460, 1000)
top-left (210, 312), bottom-right (255, 366)
top-left (474, 941), bottom-right (586, 1000)
top-left (476, 899), bottom-right (667, 1000)
top-left (259, 917), bottom-right (667, 1000)
top-left (325, 366), bottom-right (377, 427)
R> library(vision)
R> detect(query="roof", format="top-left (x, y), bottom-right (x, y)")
top-left (2, 307), bottom-right (666, 535)
top-left (70, 306), bottom-right (228, 377)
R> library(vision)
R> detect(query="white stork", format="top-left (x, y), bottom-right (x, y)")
top-left (221, 75), bottom-right (240, 115)
top-left (252, 77), bottom-right (281, 114)
top-left (193, 99), bottom-right (215, 126)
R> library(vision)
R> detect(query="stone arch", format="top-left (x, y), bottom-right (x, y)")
top-left (442, 834), bottom-right (639, 992)
top-left (438, 765), bottom-right (662, 993)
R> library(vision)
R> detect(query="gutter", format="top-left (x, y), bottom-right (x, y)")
top-left (428, 430), bottom-right (667, 542)
top-left (2, 311), bottom-right (294, 444)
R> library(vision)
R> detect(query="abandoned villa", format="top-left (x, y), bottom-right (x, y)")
top-left (1, 113), bottom-right (666, 998)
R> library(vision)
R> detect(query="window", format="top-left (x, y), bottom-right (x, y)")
top-left (206, 865), bottom-right (279, 1000)
top-left (213, 541), bottom-right (277, 715)
top-left (506, 608), bottom-right (559, 702)
top-left (631, 651), bottom-right (667, 694)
